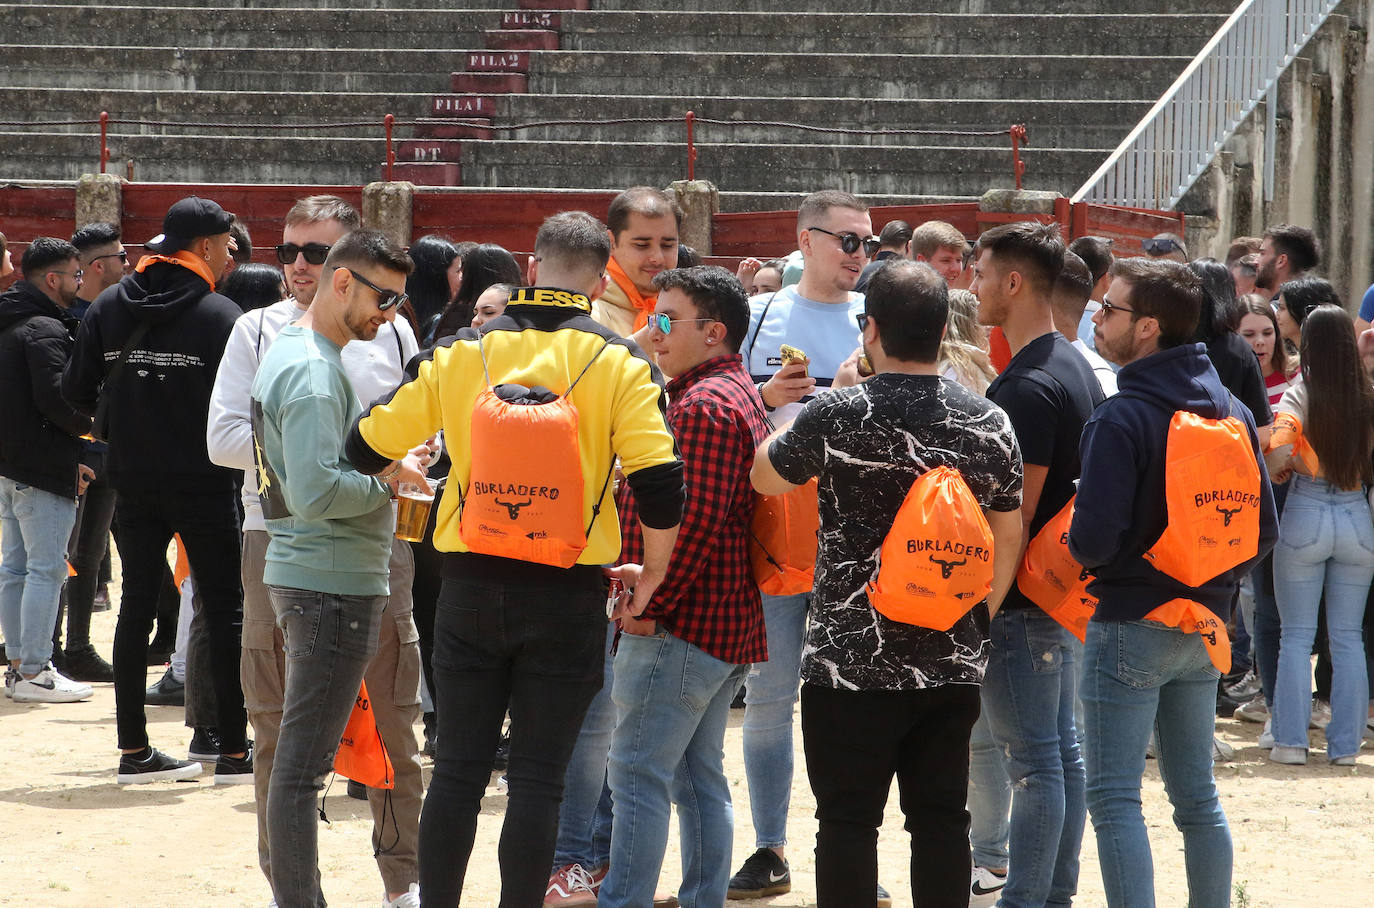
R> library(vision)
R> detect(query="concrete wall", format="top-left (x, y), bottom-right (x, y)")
top-left (1181, 0), bottom-right (1374, 308)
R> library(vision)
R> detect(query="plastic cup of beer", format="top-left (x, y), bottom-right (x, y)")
top-left (395, 478), bottom-right (439, 542)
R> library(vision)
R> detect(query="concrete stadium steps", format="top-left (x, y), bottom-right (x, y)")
top-left (453, 139), bottom-right (1103, 196)
top-left (427, 95), bottom-right (1154, 149)
top-left (590, 0), bottom-right (1240, 12)
top-left (0, 131), bottom-right (386, 184)
top-left (552, 12), bottom-right (1230, 57)
top-left (0, 5), bottom-right (503, 49)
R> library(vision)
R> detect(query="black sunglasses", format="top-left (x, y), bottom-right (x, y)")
top-left (337, 267), bottom-right (408, 311)
top-left (276, 242), bottom-right (332, 266)
top-left (856, 313), bottom-right (871, 331)
top-left (88, 251), bottom-right (128, 265)
top-left (1141, 237), bottom-right (1183, 257)
top-left (1098, 298), bottom-right (1137, 317)
top-left (808, 226), bottom-right (881, 258)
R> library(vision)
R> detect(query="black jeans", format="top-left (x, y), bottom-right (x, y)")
top-left (801, 681), bottom-right (981, 908)
top-left (419, 573), bottom-right (606, 908)
top-left (55, 474), bottom-right (117, 652)
top-left (112, 489), bottom-right (246, 752)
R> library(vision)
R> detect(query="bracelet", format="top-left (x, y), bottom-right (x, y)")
top-left (378, 462), bottom-right (402, 483)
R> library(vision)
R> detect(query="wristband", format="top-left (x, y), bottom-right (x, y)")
top-left (378, 462), bottom-right (402, 483)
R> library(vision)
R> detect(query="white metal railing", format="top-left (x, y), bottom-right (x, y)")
top-left (1071, 0), bottom-right (1343, 209)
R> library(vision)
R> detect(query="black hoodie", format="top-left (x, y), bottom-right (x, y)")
top-left (0, 280), bottom-right (92, 498)
top-left (1069, 342), bottom-right (1279, 622)
top-left (62, 261), bottom-right (240, 495)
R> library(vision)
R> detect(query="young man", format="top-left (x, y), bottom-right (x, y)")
top-left (206, 195), bottom-right (426, 908)
top-left (0, 238), bottom-right (94, 704)
top-left (591, 186), bottom-right (682, 337)
top-left (1052, 251), bottom-right (1117, 397)
top-left (910, 220), bottom-right (968, 285)
top-left (346, 211), bottom-right (683, 907)
top-left (599, 266), bottom-right (770, 908)
top-left (1068, 235), bottom-right (1114, 350)
top-left (855, 219), bottom-right (912, 292)
top-left (53, 222), bottom-right (127, 683)
top-left (1255, 223), bottom-right (1319, 297)
top-left (63, 196), bottom-right (248, 784)
top-left (250, 228), bottom-right (427, 908)
top-left (752, 260), bottom-right (1023, 907)
top-left (972, 221), bottom-right (1104, 908)
top-left (730, 189), bottom-right (873, 900)
top-left (1071, 257), bottom-right (1277, 907)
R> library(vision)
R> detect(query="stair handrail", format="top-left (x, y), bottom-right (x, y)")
top-left (1071, 0), bottom-right (1342, 210)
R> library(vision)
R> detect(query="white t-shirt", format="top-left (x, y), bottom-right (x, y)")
top-left (1072, 338), bottom-right (1118, 397)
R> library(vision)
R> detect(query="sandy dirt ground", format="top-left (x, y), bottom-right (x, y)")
top-left (4, 592), bottom-right (1371, 908)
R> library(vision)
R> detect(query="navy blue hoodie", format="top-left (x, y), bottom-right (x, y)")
top-left (1068, 342), bottom-right (1278, 622)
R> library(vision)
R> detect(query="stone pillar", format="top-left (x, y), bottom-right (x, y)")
top-left (978, 188), bottom-right (1062, 217)
top-left (74, 173), bottom-right (122, 229)
top-left (667, 179), bottom-right (718, 255)
top-left (362, 181), bottom-right (414, 247)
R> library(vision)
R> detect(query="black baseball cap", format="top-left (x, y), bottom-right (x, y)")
top-left (145, 196), bottom-right (235, 253)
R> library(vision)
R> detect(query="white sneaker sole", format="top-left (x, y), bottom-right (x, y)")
top-left (118, 762), bottom-right (204, 784)
top-left (13, 686), bottom-right (92, 703)
top-left (212, 771), bottom-right (255, 785)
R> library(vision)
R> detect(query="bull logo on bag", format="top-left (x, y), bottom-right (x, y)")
top-left (1215, 504), bottom-right (1243, 527)
top-left (495, 496), bottom-right (534, 519)
top-left (929, 555), bottom-right (967, 580)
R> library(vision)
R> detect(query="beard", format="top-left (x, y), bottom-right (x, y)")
top-left (1256, 258), bottom-right (1278, 290)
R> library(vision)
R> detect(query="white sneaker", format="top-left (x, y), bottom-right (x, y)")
top-left (12, 664), bottom-right (93, 703)
top-left (1225, 669), bottom-right (1262, 701)
top-left (1258, 718), bottom-right (1275, 749)
top-left (1212, 736), bottom-right (1234, 762)
top-left (1309, 699), bottom-right (1332, 730)
top-left (1234, 697), bottom-right (1269, 723)
top-left (970, 865), bottom-right (1007, 905)
top-left (383, 883), bottom-right (420, 908)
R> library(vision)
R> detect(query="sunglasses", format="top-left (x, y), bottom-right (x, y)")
top-left (88, 251), bottom-right (128, 266)
top-left (855, 313), bottom-right (870, 331)
top-left (275, 242), bottom-right (332, 266)
top-left (1098, 298), bottom-right (1137, 317)
top-left (338, 267), bottom-right (408, 311)
top-left (51, 269), bottom-right (84, 281)
top-left (808, 226), bottom-right (881, 258)
top-left (649, 313), bottom-right (713, 335)
top-left (1142, 237), bottom-right (1183, 257)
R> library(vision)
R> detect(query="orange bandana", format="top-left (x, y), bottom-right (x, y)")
top-left (1144, 599), bottom-right (1232, 674)
top-left (606, 256), bottom-right (656, 333)
top-left (135, 249), bottom-right (218, 288)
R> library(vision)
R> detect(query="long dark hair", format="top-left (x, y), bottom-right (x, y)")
top-left (431, 243), bottom-right (522, 342)
top-left (221, 263), bottom-right (285, 312)
top-left (1188, 258), bottom-right (1240, 342)
top-left (1281, 276), bottom-right (1342, 329)
top-left (1239, 294), bottom-right (1289, 378)
top-left (1300, 304), bottom-right (1374, 490)
top-left (406, 235), bottom-right (459, 330)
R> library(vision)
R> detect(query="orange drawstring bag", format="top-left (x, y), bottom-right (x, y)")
top-left (1143, 599), bottom-right (1232, 674)
top-left (1143, 410), bottom-right (1262, 587)
top-left (1017, 496), bottom-right (1096, 642)
top-left (1265, 411), bottom-right (1320, 475)
top-left (867, 466), bottom-right (994, 631)
top-left (749, 480), bottom-right (820, 596)
top-left (458, 335), bottom-right (615, 568)
top-left (334, 680), bottom-right (394, 790)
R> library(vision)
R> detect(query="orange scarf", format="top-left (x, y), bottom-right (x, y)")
top-left (135, 249), bottom-right (218, 288)
top-left (605, 256), bottom-right (656, 333)
top-left (1144, 599), bottom-right (1232, 674)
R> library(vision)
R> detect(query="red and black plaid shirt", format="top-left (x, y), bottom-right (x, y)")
top-left (617, 354), bottom-right (770, 665)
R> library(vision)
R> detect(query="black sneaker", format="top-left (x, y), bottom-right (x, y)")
top-left (117, 747), bottom-right (202, 784)
top-left (492, 729), bottom-right (510, 771)
top-left (213, 742), bottom-right (254, 785)
top-left (144, 668), bottom-right (185, 706)
top-left (347, 779), bottom-right (368, 800)
top-left (727, 848), bottom-right (790, 899)
top-left (62, 644), bottom-right (115, 683)
top-left (189, 727), bottom-right (221, 762)
top-left (422, 711), bottom-right (438, 758)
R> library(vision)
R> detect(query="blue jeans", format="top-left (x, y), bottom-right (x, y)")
top-left (742, 590), bottom-right (807, 849)
top-left (266, 586), bottom-right (385, 908)
top-left (0, 477), bottom-right (77, 675)
top-left (967, 709), bottom-right (1010, 870)
top-left (1082, 619), bottom-right (1230, 908)
top-left (601, 629), bottom-right (747, 908)
top-left (552, 621), bottom-right (617, 872)
top-left (980, 609), bottom-right (1083, 908)
top-left (1271, 476), bottom-right (1374, 758)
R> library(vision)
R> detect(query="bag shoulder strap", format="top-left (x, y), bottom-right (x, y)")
top-left (742, 290), bottom-right (783, 367)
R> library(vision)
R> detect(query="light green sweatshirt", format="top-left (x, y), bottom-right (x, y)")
top-left (250, 325), bottom-right (394, 595)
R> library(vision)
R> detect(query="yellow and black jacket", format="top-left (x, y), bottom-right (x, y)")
top-left (346, 286), bottom-right (684, 581)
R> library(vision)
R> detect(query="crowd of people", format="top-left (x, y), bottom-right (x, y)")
top-left (0, 185), bottom-right (1370, 908)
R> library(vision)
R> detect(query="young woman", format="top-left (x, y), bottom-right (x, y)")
top-left (1238, 294), bottom-right (1297, 406)
top-left (1268, 303), bottom-right (1374, 766)
top-left (430, 243), bottom-right (522, 342)
top-left (938, 289), bottom-right (996, 394)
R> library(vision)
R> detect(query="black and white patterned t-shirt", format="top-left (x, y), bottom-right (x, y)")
top-left (768, 373), bottom-right (1023, 691)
